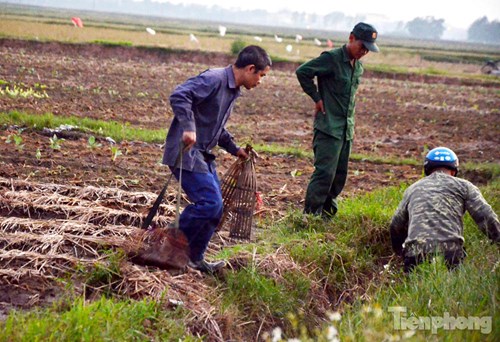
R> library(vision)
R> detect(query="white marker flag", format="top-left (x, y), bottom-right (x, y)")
top-left (218, 25), bottom-right (227, 36)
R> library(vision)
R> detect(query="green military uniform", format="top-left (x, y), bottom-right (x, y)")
top-left (296, 45), bottom-right (363, 216)
top-left (390, 171), bottom-right (500, 270)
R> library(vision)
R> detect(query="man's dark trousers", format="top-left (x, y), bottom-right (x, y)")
top-left (172, 164), bottom-right (223, 262)
top-left (304, 129), bottom-right (351, 217)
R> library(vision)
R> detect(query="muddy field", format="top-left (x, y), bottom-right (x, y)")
top-left (0, 38), bottom-right (499, 337)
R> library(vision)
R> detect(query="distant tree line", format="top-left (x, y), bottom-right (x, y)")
top-left (467, 17), bottom-right (500, 44)
top-left (405, 17), bottom-right (446, 40)
top-left (395, 15), bottom-right (500, 43)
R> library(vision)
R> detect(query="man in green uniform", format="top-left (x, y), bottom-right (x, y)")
top-left (390, 147), bottom-right (499, 272)
top-left (296, 22), bottom-right (379, 217)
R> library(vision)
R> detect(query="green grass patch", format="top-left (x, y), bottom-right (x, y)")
top-left (367, 63), bottom-right (414, 74)
top-left (217, 185), bottom-right (407, 336)
top-left (79, 250), bottom-right (125, 297)
top-left (0, 110), bottom-right (166, 143)
top-left (339, 244), bottom-right (499, 341)
top-left (0, 296), bottom-right (197, 341)
top-left (253, 142), bottom-right (312, 158)
top-left (321, 181), bottom-right (497, 341)
top-left (3, 111), bottom-right (498, 178)
top-left (92, 39), bottom-right (133, 47)
top-left (366, 63), bottom-right (500, 83)
top-left (350, 152), bottom-right (420, 166)
top-left (421, 53), bottom-right (492, 65)
top-left (4, 111), bottom-right (497, 178)
top-left (219, 179), bottom-right (498, 340)
top-left (254, 143), bottom-right (419, 166)
top-left (462, 161), bottom-right (500, 182)
top-left (222, 265), bottom-right (311, 319)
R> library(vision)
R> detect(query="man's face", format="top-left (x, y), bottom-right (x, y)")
top-left (242, 65), bottom-right (270, 90)
top-left (348, 35), bottom-right (369, 60)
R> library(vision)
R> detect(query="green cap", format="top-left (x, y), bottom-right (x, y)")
top-left (352, 22), bottom-right (379, 53)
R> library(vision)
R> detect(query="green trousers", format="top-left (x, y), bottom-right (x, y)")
top-left (304, 129), bottom-right (352, 216)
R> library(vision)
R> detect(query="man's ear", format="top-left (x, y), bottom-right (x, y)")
top-left (246, 64), bottom-right (256, 73)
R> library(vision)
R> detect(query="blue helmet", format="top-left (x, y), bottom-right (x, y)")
top-left (424, 147), bottom-right (459, 176)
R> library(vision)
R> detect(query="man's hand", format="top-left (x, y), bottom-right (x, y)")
top-left (236, 147), bottom-right (249, 160)
top-left (182, 131), bottom-right (196, 150)
top-left (315, 100), bottom-right (325, 115)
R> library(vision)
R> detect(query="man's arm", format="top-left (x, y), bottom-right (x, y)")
top-left (218, 128), bottom-right (239, 156)
top-left (390, 196), bottom-right (410, 256)
top-left (218, 129), bottom-right (247, 159)
top-left (465, 183), bottom-right (500, 243)
top-left (295, 52), bottom-right (334, 104)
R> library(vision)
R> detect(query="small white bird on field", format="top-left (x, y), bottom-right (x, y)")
top-left (274, 34), bottom-right (283, 43)
top-left (314, 38), bottom-right (322, 46)
top-left (189, 33), bottom-right (199, 43)
top-left (295, 34), bottom-right (302, 43)
top-left (286, 44), bottom-right (293, 53)
top-left (146, 27), bottom-right (156, 35)
top-left (254, 36), bottom-right (263, 42)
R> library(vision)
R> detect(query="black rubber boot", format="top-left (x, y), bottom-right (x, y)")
top-left (188, 259), bottom-right (226, 274)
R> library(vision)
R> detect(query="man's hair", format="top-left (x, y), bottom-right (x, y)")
top-left (235, 45), bottom-right (272, 72)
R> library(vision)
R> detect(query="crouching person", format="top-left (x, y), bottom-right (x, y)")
top-left (390, 147), bottom-right (499, 272)
top-left (163, 45), bottom-right (272, 274)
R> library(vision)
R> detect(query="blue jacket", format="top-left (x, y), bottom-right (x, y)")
top-left (162, 65), bottom-right (241, 172)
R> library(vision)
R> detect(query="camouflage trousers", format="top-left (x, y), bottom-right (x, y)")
top-left (403, 240), bottom-right (465, 272)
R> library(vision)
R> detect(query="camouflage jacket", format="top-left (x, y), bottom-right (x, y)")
top-left (390, 171), bottom-right (500, 257)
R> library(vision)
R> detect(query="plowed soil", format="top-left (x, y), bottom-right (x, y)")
top-left (0, 38), bottom-right (499, 338)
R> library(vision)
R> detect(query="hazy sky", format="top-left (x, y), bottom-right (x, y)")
top-left (164, 0), bottom-right (500, 29)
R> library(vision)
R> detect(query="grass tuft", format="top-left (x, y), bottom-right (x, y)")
top-left (0, 110), bottom-right (166, 143)
top-left (0, 296), bottom-right (196, 341)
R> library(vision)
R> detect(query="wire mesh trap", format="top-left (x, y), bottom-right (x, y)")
top-left (217, 145), bottom-right (258, 240)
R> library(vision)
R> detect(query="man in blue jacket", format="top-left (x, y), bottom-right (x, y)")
top-left (163, 45), bottom-right (271, 273)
